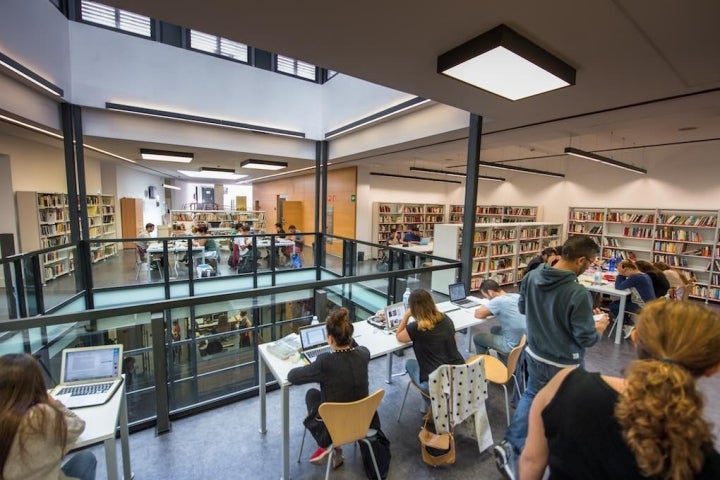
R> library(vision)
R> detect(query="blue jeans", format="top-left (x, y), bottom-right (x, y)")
top-left (473, 326), bottom-right (509, 356)
top-left (61, 451), bottom-right (97, 480)
top-left (503, 355), bottom-right (566, 454)
top-left (405, 359), bottom-right (430, 408)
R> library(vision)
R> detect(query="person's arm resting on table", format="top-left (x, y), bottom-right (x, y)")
top-left (474, 305), bottom-right (493, 319)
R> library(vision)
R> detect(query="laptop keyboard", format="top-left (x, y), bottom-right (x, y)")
top-left (304, 345), bottom-right (333, 359)
top-left (58, 382), bottom-right (114, 397)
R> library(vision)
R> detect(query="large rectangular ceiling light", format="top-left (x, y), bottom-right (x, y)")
top-left (178, 167), bottom-right (247, 180)
top-left (438, 25), bottom-right (575, 101)
top-left (141, 148), bottom-right (193, 163)
top-left (409, 166), bottom-right (504, 182)
top-left (564, 147), bottom-right (647, 174)
top-left (240, 159), bottom-right (288, 170)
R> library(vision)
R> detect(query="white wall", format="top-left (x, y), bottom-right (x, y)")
top-left (115, 166), bottom-right (164, 227)
top-left (0, 0), bottom-right (71, 98)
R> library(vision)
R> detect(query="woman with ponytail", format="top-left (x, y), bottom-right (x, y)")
top-left (519, 300), bottom-right (720, 480)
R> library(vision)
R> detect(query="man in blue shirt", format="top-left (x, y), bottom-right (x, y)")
top-left (472, 279), bottom-right (526, 357)
top-left (403, 225), bottom-right (422, 245)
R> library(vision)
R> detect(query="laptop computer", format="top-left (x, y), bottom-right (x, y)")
top-left (448, 282), bottom-right (481, 308)
top-left (384, 302), bottom-right (407, 331)
top-left (298, 323), bottom-right (333, 363)
top-left (419, 237), bottom-right (432, 246)
top-left (50, 344), bottom-right (124, 408)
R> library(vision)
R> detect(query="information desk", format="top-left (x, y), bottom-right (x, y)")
top-left (258, 307), bottom-right (483, 480)
top-left (578, 274), bottom-right (631, 344)
top-left (69, 379), bottom-right (132, 480)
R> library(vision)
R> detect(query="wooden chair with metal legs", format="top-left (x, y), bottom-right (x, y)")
top-left (297, 389), bottom-right (385, 480)
top-left (468, 335), bottom-right (526, 425)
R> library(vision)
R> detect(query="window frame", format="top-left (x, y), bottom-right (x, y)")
top-left (78, 0), bottom-right (154, 40)
top-left (186, 29), bottom-right (251, 66)
top-left (273, 54), bottom-right (319, 83)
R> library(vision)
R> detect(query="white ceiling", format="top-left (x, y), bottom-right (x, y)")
top-left (7, 0), bottom-right (720, 182)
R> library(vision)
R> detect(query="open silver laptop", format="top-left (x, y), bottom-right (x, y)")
top-left (298, 323), bottom-right (333, 363)
top-left (50, 344), bottom-right (124, 408)
top-left (419, 237), bottom-right (432, 246)
top-left (448, 282), bottom-right (481, 308)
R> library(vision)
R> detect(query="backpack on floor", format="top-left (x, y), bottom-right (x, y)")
top-left (358, 428), bottom-right (391, 480)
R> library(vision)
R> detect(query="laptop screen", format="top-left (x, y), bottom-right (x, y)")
top-left (62, 345), bottom-right (122, 383)
top-left (420, 237), bottom-right (431, 245)
top-left (448, 282), bottom-right (467, 302)
top-left (384, 302), bottom-right (407, 329)
top-left (299, 323), bottom-right (328, 350)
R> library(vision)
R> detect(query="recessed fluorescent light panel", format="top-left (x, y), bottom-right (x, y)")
top-left (438, 25), bottom-right (575, 101)
top-left (564, 147), bottom-right (647, 174)
top-left (178, 167), bottom-right (247, 180)
top-left (162, 183), bottom-right (181, 190)
top-left (240, 159), bottom-right (288, 170)
top-left (409, 166), bottom-right (505, 182)
top-left (140, 148), bottom-right (193, 163)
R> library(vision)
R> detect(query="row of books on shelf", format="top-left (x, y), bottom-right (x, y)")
top-left (607, 213), bottom-right (654, 224)
top-left (653, 242), bottom-right (712, 256)
top-left (569, 211), bottom-right (605, 221)
top-left (692, 285), bottom-right (720, 300)
top-left (39, 209), bottom-right (66, 223)
top-left (492, 230), bottom-right (518, 241)
top-left (657, 215), bottom-right (717, 227)
top-left (468, 271), bottom-right (517, 290)
top-left (519, 228), bottom-right (542, 238)
top-left (622, 227), bottom-right (653, 238)
top-left (656, 228), bottom-right (706, 242)
top-left (44, 262), bottom-right (73, 279)
top-left (569, 225), bottom-right (603, 234)
top-left (491, 244), bottom-right (515, 255)
top-left (38, 194), bottom-right (68, 207)
top-left (519, 241), bottom-right (541, 253)
top-left (40, 224), bottom-right (68, 236)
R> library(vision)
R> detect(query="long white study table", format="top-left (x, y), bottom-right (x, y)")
top-left (69, 381), bottom-right (132, 480)
top-left (578, 273), bottom-right (631, 344)
top-left (257, 306), bottom-right (484, 479)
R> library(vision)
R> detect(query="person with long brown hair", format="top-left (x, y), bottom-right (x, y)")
top-left (396, 288), bottom-right (464, 406)
top-left (0, 353), bottom-right (96, 480)
top-left (288, 308), bottom-right (377, 469)
top-left (520, 300), bottom-right (720, 479)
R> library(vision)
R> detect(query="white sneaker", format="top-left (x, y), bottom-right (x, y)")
top-left (623, 325), bottom-right (635, 340)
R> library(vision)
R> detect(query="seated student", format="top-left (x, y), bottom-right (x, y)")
top-left (402, 225), bottom-right (423, 245)
top-left (472, 279), bottom-right (527, 359)
top-left (396, 289), bottom-right (464, 409)
top-left (287, 225), bottom-right (304, 253)
top-left (287, 308), bottom-right (378, 469)
top-left (194, 224), bottom-right (219, 265)
top-left (612, 260), bottom-right (655, 337)
top-left (654, 261), bottom-right (691, 300)
top-left (635, 259), bottom-right (671, 298)
top-left (523, 247), bottom-right (559, 275)
top-left (386, 228), bottom-right (402, 246)
top-left (274, 222), bottom-right (286, 238)
top-left (520, 300), bottom-right (720, 480)
top-left (136, 222), bottom-right (154, 260)
top-left (0, 353), bottom-right (97, 480)
top-left (233, 223), bottom-right (253, 255)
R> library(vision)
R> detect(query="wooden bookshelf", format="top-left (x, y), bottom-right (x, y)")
top-left (568, 207), bottom-right (720, 303)
top-left (431, 221), bottom-right (562, 293)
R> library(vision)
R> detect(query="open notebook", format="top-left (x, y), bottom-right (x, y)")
top-left (50, 344), bottom-right (124, 408)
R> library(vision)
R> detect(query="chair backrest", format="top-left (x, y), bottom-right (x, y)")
top-left (506, 335), bottom-right (527, 375)
top-left (318, 389), bottom-right (384, 447)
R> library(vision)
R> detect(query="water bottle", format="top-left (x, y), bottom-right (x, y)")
top-left (402, 287), bottom-right (411, 307)
top-left (593, 268), bottom-right (602, 285)
top-left (311, 315), bottom-right (319, 325)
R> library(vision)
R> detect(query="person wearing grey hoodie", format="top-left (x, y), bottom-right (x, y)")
top-left (494, 236), bottom-right (610, 480)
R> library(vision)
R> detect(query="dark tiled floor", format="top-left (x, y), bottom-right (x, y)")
top-left (82, 317), bottom-right (720, 480)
